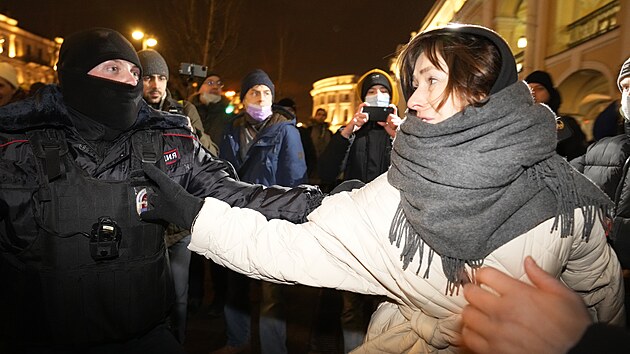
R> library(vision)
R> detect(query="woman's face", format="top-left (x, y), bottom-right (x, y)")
top-left (406, 52), bottom-right (464, 124)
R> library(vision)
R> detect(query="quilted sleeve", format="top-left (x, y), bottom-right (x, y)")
top-left (561, 216), bottom-right (625, 326)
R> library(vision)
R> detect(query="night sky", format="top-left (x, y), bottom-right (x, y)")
top-left (2, 0), bottom-right (434, 117)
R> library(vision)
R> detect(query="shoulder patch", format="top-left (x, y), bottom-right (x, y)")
top-left (164, 148), bottom-right (180, 165)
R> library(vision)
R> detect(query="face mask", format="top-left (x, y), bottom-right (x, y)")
top-left (364, 91), bottom-right (390, 107)
top-left (200, 92), bottom-right (221, 105)
top-left (622, 90), bottom-right (630, 120)
top-left (61, 70), bottom-right (142, 132)
top-left (246, 103), bottom-right (272, 122)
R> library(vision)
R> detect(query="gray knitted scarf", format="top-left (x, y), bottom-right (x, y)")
top-left (387, 81), bottom-right (612, 294)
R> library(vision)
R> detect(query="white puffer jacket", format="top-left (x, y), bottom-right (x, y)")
top-left (190, 173), bottom-right (625, 353)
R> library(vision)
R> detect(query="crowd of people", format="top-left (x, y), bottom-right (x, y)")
top-left (1, 22), bottom-right (629, 354)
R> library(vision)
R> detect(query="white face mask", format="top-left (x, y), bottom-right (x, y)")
top-left (200, 92), bottom-right (222, 105)
top-left (622, 90), bottom-right (630, 121)
top-left (364, 91), bottom-right (390, 107)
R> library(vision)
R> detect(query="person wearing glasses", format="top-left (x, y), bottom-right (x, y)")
top-left (190, 73), bottom-right (233, 146)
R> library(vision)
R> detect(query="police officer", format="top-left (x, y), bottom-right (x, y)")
top-left (0, 28), bottom-right (320, 353)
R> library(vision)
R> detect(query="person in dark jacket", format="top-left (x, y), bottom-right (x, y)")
top-left (525, 70), bottom-right (587, 160)
top-left (316, 68), bottom-right (402, 353)
top-left (571, 56), bottom-right (630, 325)
top-left (214, 69), bottom-right (307, 354)
top-left (189, 73), bottom-right (233, 146)
top-left (0, 28), bottom-right (321, 354)
top-left (138, 49), bottom-right (217, 155)
top-left (138, 48), bottom-right (219, 344)
top-left (318, 68), bottom-right (401, 186)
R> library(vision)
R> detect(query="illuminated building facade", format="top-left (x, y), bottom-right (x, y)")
top-left (310, 75), bottom-right (360, 132)
top-left (419, 0), bottom-right (629, 141)
top-left (0, 13), bottom-right (59, 89)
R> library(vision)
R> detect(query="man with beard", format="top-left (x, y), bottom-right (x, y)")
top-left (0, 28), bottom-right (321, 353)
top-left (138, 48), bottom-right (218, 344)
top-left (138, 49), bottom-right (217, 155)
top-left (190, 73), bottom-right (233, 145)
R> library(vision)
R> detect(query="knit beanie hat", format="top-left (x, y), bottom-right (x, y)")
top-left (361, 70), bottom-right (392, 101)
top-left (240, 69), bottom-right (274, 100)
top-left (617, 57), bottom-right (630, 91)
top-left (355, 68), bottom-right (399, 105)
top-left (137, 49), bottom-right (169, 77)
top-left (277, 97), bottom-right (296, 111)
top-left (0, 62), bottom-right (18, 89)
top-left (525, 70), bottom-right (561, 113)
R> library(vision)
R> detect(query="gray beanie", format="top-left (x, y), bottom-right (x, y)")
top-left (617, 57), bottom-right (630, 92)
top-left (138, 49), bottom-right (169, 77)
top-left (240, 69), bottom-right (274, 100)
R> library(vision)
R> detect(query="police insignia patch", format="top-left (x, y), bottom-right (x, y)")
top-left (164, 148), bottom-right (180, 165)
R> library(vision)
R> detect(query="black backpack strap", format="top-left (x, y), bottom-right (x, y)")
top-left (130, 130), bottom-right (164, 184)
top-left (26, 129), bottom-right (68, 183)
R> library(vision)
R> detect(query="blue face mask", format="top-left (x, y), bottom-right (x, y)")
top-left (364, 91), bottom-right (390, 107)
top-left (245, 103), bottom-right (273, 122)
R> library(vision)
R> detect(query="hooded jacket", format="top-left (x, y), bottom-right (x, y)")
top-left (187, 78), bottom-right (624, 353)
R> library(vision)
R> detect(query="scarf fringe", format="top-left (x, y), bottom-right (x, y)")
top-left (528, 156), bottom-right (610, 241)
top-left (390, 156), bottom-right (610, 296)
top-left (389, 205), bottom-right (482, 293)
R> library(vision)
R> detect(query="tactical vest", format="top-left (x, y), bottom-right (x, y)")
top-left (0, 128), bottom-right (173, 347)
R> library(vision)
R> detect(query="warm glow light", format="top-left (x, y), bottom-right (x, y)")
top-left (54, 37), bottom-right (64, 45)
top-left (516, 63), bottom-right (523, 72)
top-left (224, 90), bottom-right (236, 98)
top-left (8, 34), bottom-right (16, 58)
top-left (517, 36), bottom-right (527, 49)
top-left (131, 30), bottom-right (145, 40)
top-left (145, 37), bottom-right (157, 48)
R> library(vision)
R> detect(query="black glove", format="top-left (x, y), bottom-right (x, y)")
top-left (330, 179), bottom-right (365, 195)
top-left (140, 163), bottom-right (204, 230)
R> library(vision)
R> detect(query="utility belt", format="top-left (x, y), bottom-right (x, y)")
top-left (0, 128), bottom-right (174, 346)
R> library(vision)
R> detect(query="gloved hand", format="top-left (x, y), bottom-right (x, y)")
top-left (140, 163), bottom-right (204, 230)
top-left (330, 179), bottom-right (365, 194)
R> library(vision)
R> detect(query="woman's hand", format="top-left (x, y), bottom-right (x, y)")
top-left (377, 104), bottom-right (402, 138)
top-left (341, 103), bottom-right (369, 139)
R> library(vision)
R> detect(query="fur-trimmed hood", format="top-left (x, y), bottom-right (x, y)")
top-left (0, 84), bottom-right (190, 133)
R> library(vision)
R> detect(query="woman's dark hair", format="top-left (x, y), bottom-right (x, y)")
top-left (397, 29), bottom-right (502, 110)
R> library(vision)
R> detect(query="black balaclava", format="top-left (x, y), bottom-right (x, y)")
top-left (57, 28), bottom-right (143, 134)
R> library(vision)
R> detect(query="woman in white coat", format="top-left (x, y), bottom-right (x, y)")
top-left (142, 24), bottom-right (624, 353)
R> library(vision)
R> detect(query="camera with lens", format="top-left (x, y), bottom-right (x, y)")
top-left (179, 63), bottom-right (208, 78)
top-left (90, 216), bottom-right (122, 261)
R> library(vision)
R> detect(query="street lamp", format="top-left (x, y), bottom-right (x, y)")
top-left (131, 30), bottom-right (158, 50)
